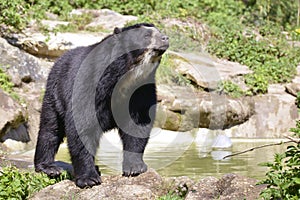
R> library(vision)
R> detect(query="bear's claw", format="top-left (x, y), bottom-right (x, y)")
top-left (76, 176), bottom-right (102, 188)
top-left (122, 161), bottom-right (148, 177)
top-left (35, 163), bottom-right (63, 177)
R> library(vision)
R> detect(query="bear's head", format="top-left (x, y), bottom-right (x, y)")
top-left (113, 23), bottom-right (169, 66)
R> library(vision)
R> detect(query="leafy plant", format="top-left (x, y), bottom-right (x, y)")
top-left (0, 68), bottom-right (14, 93)
top-left (296, 92), bottom-right (300, 109)
top-left (258, 122), bottom-right (300, 199)
top-left (244, 73), bottom-right (268, 95)
top-left (0, 0), bottom-right (29, 30)
top-left (0, 166), bottom-right (71, 199)
top-left (0, 68), bottom-right (23, 101)
top-left (157, 192), bottom-right (184, 200)
top-left (217, 80), bottom-right (245, 98)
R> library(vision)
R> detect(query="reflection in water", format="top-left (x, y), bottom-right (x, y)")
top-left (55, 129), bottom-right (288, 180)
top-left (156, 139), bottom-right (288, 180)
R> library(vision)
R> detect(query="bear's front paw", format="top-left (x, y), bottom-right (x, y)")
top-left (75, 175), bottom-right (102, 189)
top-left (35, 163), bottom-right (63, 177)
top-left (122, 161), bottom-right (148, 177)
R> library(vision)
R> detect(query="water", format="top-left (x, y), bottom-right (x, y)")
top-left (54, 129), bottom-right (289, 180)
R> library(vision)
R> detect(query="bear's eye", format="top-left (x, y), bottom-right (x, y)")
top-left (144, 32), bottom-right (152, 38)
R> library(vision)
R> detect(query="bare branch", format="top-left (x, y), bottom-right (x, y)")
top-left (284, 135), bottom-right (300, 143)
top-left (222, 140), bottom-right (296, 160)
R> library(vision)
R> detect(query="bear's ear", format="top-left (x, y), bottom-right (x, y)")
top-left (114, 27), bottom-right (122, 34)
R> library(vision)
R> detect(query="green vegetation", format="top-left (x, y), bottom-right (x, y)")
top-left (258, 123), bottom-right (300, 199)
top-left (1, 0), bottom-right (300, 94)
top-left (297, 92), bottom-right (300, 109)
top-left (217, 80), bottom-right (245, 98)
top-left (156, 55), bottom-right (191, 86)
top-left (0, 166), bottom-right (71, 199)
top-left (0, 68), bottom-right (14, 93)
top-left (0, 68), bottom-right (22, 101)
top-left (157, 192), bottom-right (184, 200)
top-left (258, 93), bottom-right (300, 199)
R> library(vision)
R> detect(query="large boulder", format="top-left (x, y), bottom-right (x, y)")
top-left (0, 89), bottom-right (28, 151)
top-left (155, 85), bottom-right (254, 131)
top-left (30, 169), bottom-right (265, 200)
top-left (285, 65), bottom-right (300, 97)
top-left (0, 37), bottom-right (50, 149)
top-left (4, 9), bottom-right (138, 59)
top-left (169, 51), bottom-right (252, 90)
top-left (30, 169), bottom-right (164, 200)
top-left (224, 84), bottom-right (298, 138)
top-left (186, 174), bottom-right (266, 200)
top-left (0, 37), bottom-right (52, 83)
top-left (72, 9), bottom-right (138, 31)
top-left (5, 32), bottom-right (105, 59)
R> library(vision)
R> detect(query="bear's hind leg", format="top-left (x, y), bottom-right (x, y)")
top-left (34, 105), bottom-right (64, 177)
top-left (65, 118), bottom-right (102, 188)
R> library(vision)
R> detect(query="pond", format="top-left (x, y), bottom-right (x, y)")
top-left (53, 128), bottom-right (288, 180)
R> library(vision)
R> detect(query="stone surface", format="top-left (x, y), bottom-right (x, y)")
top-left (4, 9), bottom-right (137, 59)
top-left (71, 9), bottom-right (138, 31)
top-left (0, 37), bottom-right (49, 149)
top-left (0, 89), bottom-right (28, 150)
top-left (286, 66), bottom-right (300, 97)
top-left (7, 32), bottom-right (105, 59)
top-left (169, 51), bottom-right (252, 89)
top-left (0, 37), bottom-right (52, 82)
top-left (186, 174), bottom-right (266, 200)
top-left (156, 83), bottom-right (298, 137)
top-left (30, 169), bottom-right (265, 200)
top-left (224, 84), bottom-right (298, 138)
top-left (156, 85), bottom-right (254, 131)
top-left (30, 169), bottom-right (164, 200)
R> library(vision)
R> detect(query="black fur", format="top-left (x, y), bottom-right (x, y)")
top-left (34, 23), bottom-right (169, 188)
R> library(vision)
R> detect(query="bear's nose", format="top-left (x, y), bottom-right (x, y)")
top-left (162, 35), bottom-right (169, 42)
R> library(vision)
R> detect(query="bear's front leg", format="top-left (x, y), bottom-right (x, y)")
top-left (119, 129), bottom-right (149, 177)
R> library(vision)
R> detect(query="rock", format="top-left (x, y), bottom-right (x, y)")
top-left (186, 174), bottom-right (266, 200)
top-left (14, 82), bottom-right (45, 146)
top-left (285, 66), bottom-right (300, 97)
top-left (72, 9), bottom-right (138, 31)
top-left (0, 37), bottom-right (51, 148)
top-left (0, 37), bottom-right (52, 82)
top-left (156, 85), bottom-right (254, 131)
top-left (224, 84), bottom-right (298, 138)
top-left (186, 176), bottom-right (219, 200)
top-left (286, 82), bottom-right (300, 97)
top-left (30, 169), bottom-right (164, 200)
top-left (6, 32), bottom-right (105, 59)
top-left (2, 139), bottom-right (28, 152)
top-left (3, 9), bottom-right (137, 59)
top-left (30, 169), bottom-right (265, 200)
top-left (0, 89), bottom-right (28, 150)
top-left (156, 83), bottom-right (298, 137)
top-left (169, 51), bottom-right (252, 89)
top-left (40, 20), bottom-right (70, 31)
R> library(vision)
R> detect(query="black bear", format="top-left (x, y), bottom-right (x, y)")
top-left (34, 23), bottom-right (169, 188)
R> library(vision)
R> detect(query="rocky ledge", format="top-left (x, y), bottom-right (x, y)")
top-left (30, 169), bottom-right (266, 200)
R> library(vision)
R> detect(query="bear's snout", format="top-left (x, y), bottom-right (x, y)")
top-left (162, 35), bottom-right (169, 42)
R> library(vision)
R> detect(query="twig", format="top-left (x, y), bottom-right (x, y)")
top-left (222, 139), bottom-right (297, 160)
top-left (284, 135), bottom-right (300, 143)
